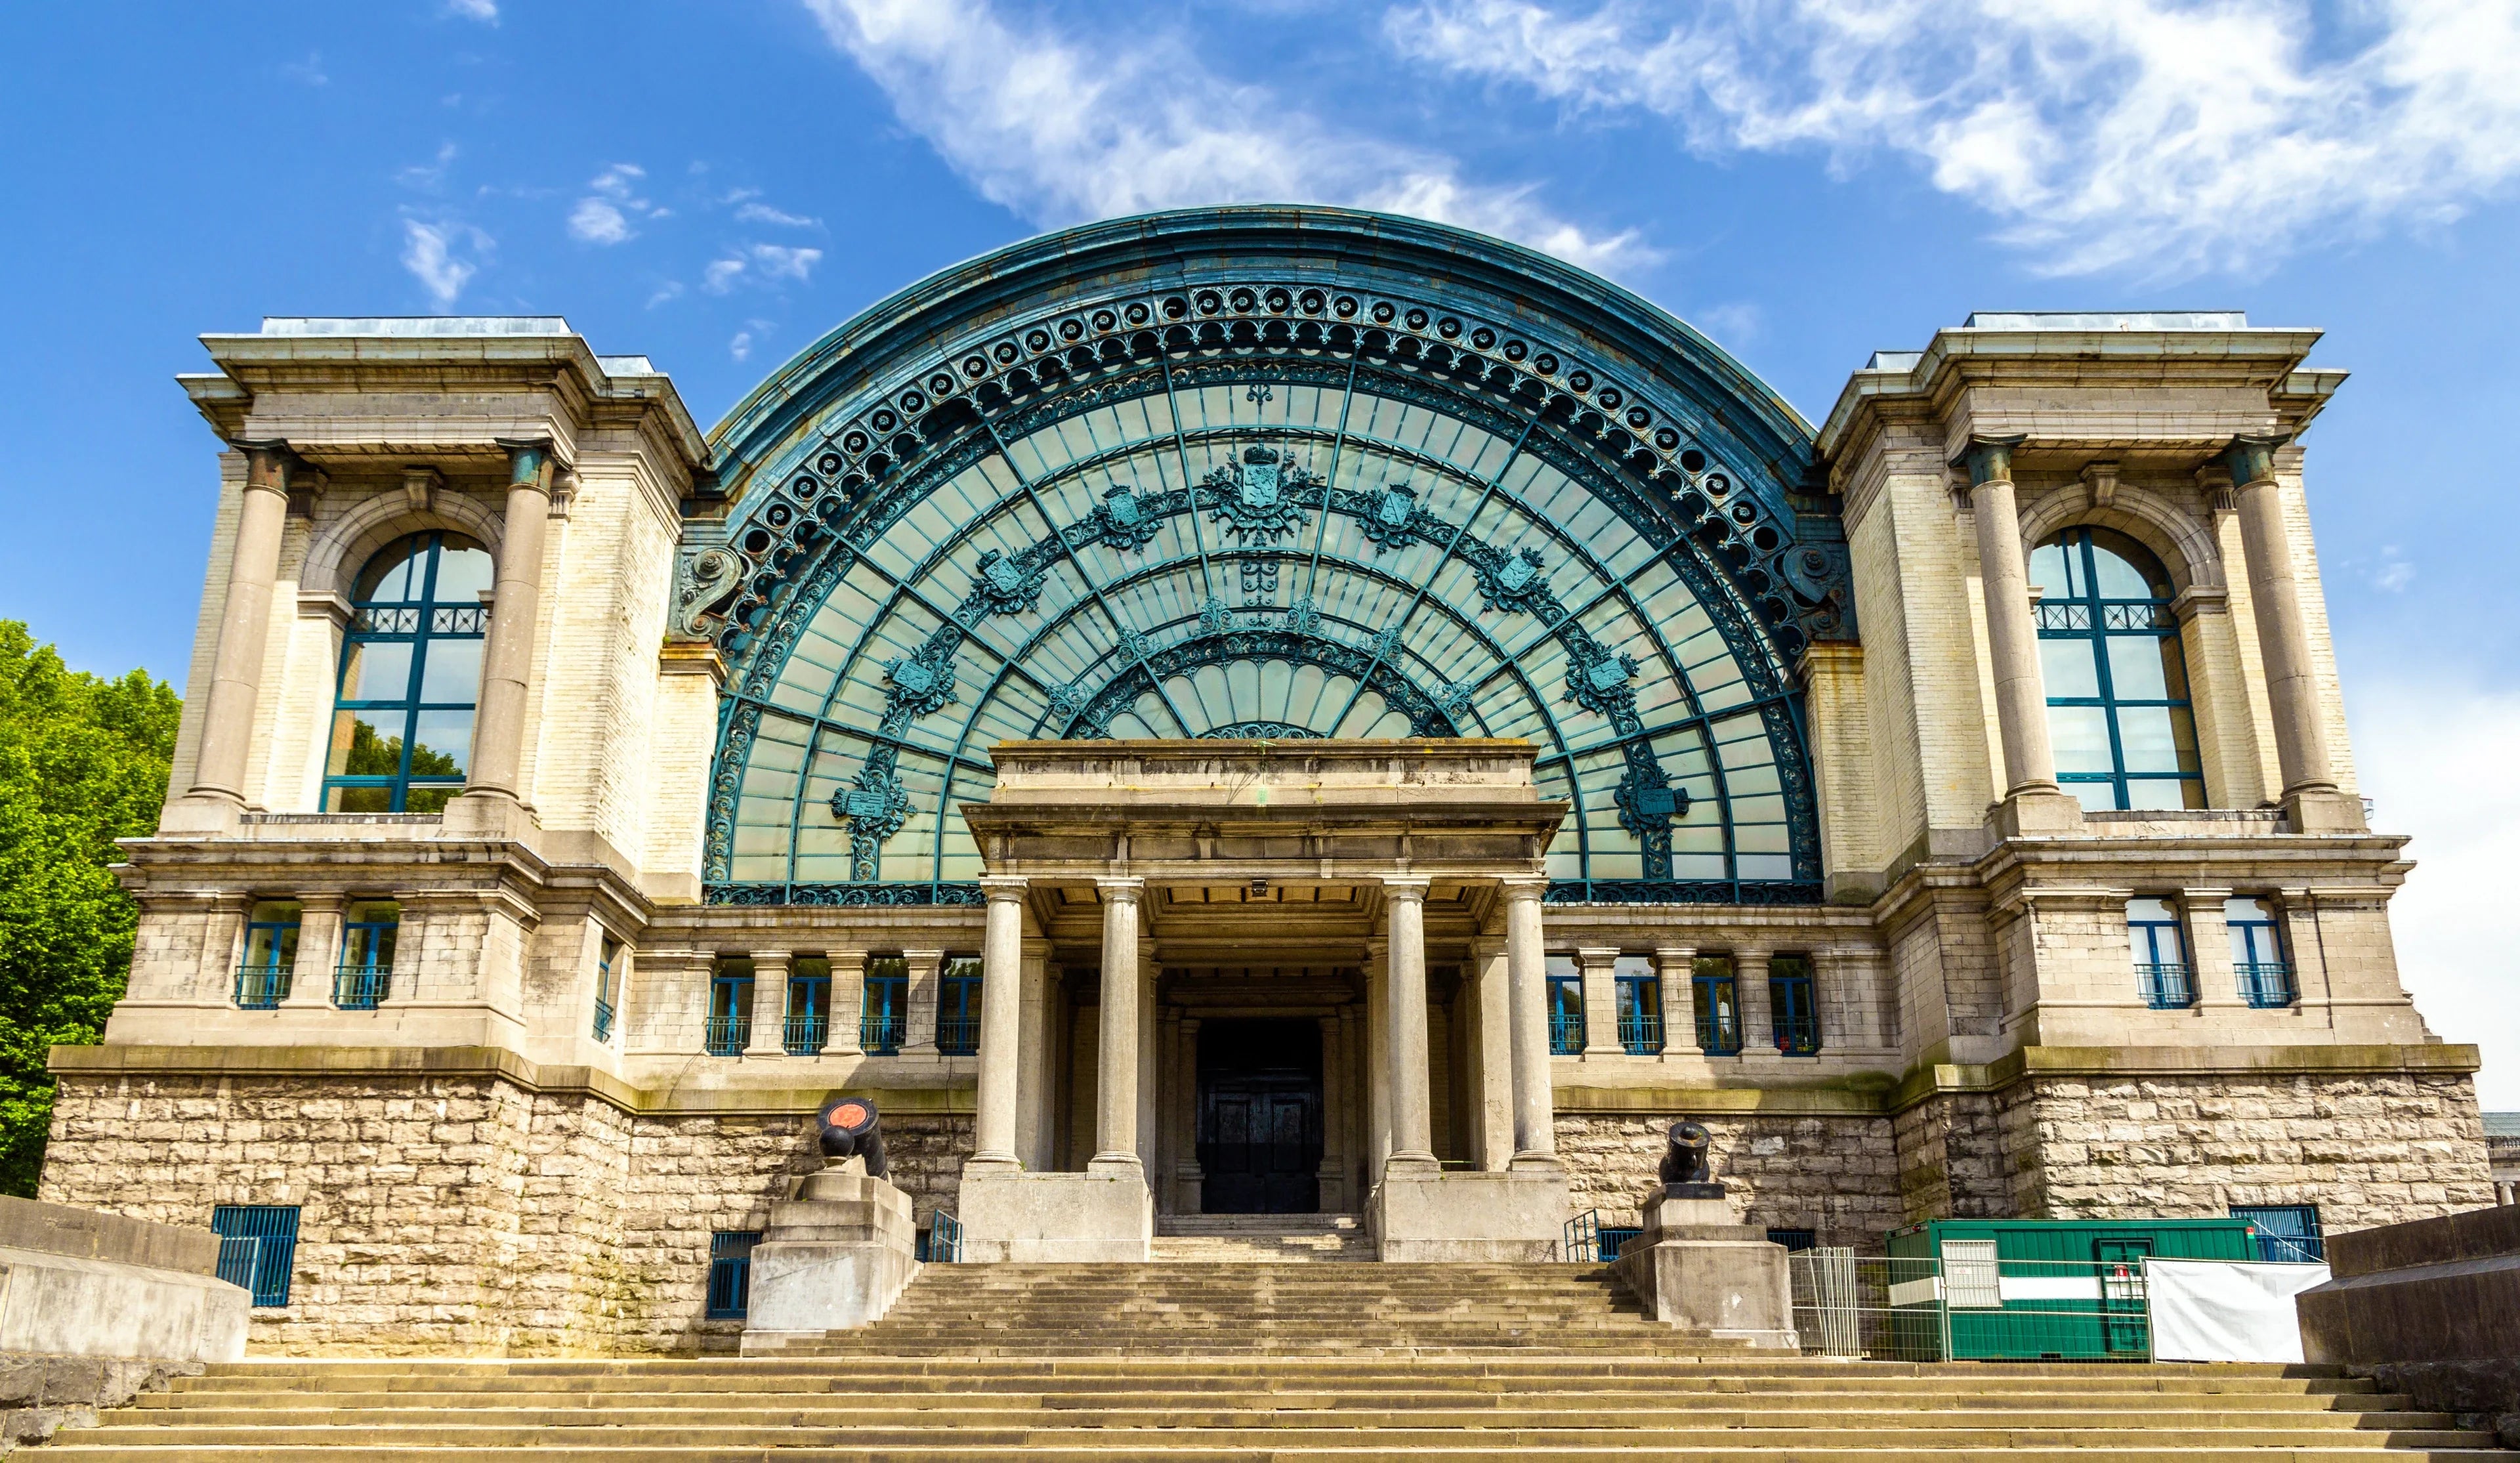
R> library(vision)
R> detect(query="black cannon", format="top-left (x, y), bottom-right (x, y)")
top-left (817, 1094), bottom-right (889, 1179)
top-left (1658, 1118), bottom-right (1713, 1187)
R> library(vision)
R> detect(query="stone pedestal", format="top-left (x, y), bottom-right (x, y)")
top-left (957, 1170), bottom-right (1152, 1263)
top-left (1372, 1168), bottom-right (1568, 1262)
top-left (1608, 1184), bottom-right (1797, 1348)
top-left (738, 1168), bottom-right (919, 1352)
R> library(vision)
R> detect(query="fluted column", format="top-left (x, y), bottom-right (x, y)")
top-left (186, 442), bottom-right (294, 809)
top-left (1089, 878), bottom-right (1144, 1175)
top-left (1382, 879), bottom-right (1437, 1172)
top-left (2225, 438), bottom-right (2344, 811)
top-left (465, 440), bottom-right (554, 804)
top-left (1500, 876), bottom-right (1559, 1168)
top-left (970, 876), bottom-right (1028, 1170)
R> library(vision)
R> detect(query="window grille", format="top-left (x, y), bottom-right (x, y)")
top-left (1766, 1227), bottom-right (1818, 1252)
top-left (210, 1205), bottom-right (300, 1307)
top-left (591, 935), bottom-right (621, 1043)
top-left (936, 956), bottom-right (982, 1055)
top-left (705, 964), bottom-right (753, 1055)
top-left (785, 958), bottom-right (831, 1055)
top-left (2227, 898), bottom-right (2295, 1007)
top-left (2128, 897), bottom-right (2193, 1009)
top-left (2232, 1204), bottom-right (2324, 1263)
top-left (322, 532), bottom-right (492, 813)
top-left (1692, 956), bottom-right (1741, 1055)
top-left (234, 901), bottom-right (300, 1009)
top-left (1545, 957), bottom-right (1584, 1055)
top-left (2029, 527), bottom-right (2204, 812)
top-left (1944, 1238), bottom-right (2001, 1309)
top-left (861, 956), bottom-right (909, 1054)
top-left (1769, 954), bottom-right (1821, 1056)
top-left (333, 901), bottom-right (397, 1009)
top-left (1614, 956), bottom-right (1662, 1055)
top-left (704, 1231), bottom-right (761, 1318)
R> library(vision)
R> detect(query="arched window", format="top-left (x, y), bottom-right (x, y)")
top-left (322, 532), bottom-right (492, 813)
top-left (2028, 528), bottom-right (2203, 811)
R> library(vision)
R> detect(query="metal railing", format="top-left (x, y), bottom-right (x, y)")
top-left (591, 996), bottom-right (616, 1044)
top-left (2136, 962), bottom-right (2194, 1009)
top-left (1548, 1011), bottom-right (1585, 1055)
top-left (703, 1014), bottom-right (750, 1056)
top-left (1559, 1210), bottom-right (1641, 1263)
top-left (233, 964), bottom-right (291, 1009)
top-left (332, 962), bottom-right (390, 1010)
top-left (1617, 1009), bottom-right (1664, 1055)
top-left (784, 1013), bottom-right (828, 1055)
top-left (1695, 1010), bottom-right (1742, 1056)
top-left (935, 1015), bottom-right (980, 1055)
top-left (213, 1235), bottom-right (262, 1298)
top-left (1773, 1012), bottom-right (1821, 1056)
top-left (2237, 961), bottom-right (2296, 1008)
top-left (927, 1210), bottom-right (963, 1263)
top-left (860, 1009), bottom-right (906, 1055)
top-left (1786, 1252), bottom-right (2177, 1362)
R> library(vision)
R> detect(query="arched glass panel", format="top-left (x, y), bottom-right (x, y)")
top-left (2028, 527), bottom-right (2202, 811)
top-left (323, 531), bottom-right (490, 813)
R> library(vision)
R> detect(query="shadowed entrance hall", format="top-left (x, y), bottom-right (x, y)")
top-left (1197, 1019), bottom-right (1324, 1214)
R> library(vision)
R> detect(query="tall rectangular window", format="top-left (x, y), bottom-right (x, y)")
top-left (1770, 954), bottom-right (1820, 1056)
top-left (862, 955), bottom-right (909, 1054)
top-left (333, 901), bottom-right (398, 1009)
top-left (704, 1231), bottom-right (762, 1318)
top-left (2232, 1203), bottom-right (2322, 1262)
top-left (936, 956), bottom-right (982, 1055)
top-left (1614, 955), bottom-right (1662, 1055)
top-left (705, 962), bottom-right (753, 1055)
top-left (235, 901), bottom-right (301, 1009)
top-left (1545, 955), bottom-right (1584, 1055)
top-left (592, 934), bottom-right (621, 1043)
top-left (1692, 956), bottom-right (1741, 1056)
top-left (2128, 897), bottom-right (2193, 1009)
top-left (323, 532), bottom-right (492, 813)
top-left (2228, 897), bottom-right (2295, 1007)
top-left (210, 1204), bottom-right (301, 1307)
top-left (786, 957), bottom-right (831, 1055)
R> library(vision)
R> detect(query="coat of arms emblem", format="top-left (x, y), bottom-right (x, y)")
top-left (1203, 445), bottom-right (1314, 543)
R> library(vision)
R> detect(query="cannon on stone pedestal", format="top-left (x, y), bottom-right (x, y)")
top-left (818, 1095), bottom-right (889, 1179)
top-left (1658, 1119), bottom-right (1714, 1188)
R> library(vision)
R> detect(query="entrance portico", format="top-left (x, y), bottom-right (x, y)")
top-left (956, 738), bottom-right (1571, 1261)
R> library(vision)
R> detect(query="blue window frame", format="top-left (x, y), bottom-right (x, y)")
top-left (1692, 956), bottom-right (1741, 1055)
top-left (1614, 955), bottom-right (1662, 1055)
top-left (704, 1231), bottom-right (761, 1318)
top-left (2229, 898), bottom-right (2295, 1007)
top-left (2029, 527), bottom-right (2204, 813)
top-left (591, 935), bottom-right (621, 1043)
top-left (333, 901), bottom-right (397, 1009)
top-left (323, 531), bottom-right (492, 814)
top-left (1769, 955), bottom-right (1820, 1056)
top-left (861, 956), bottom-right (909, 1054)
top-left (2129, 897), bottom-right (2193, 1009)
top-left (235, 901), bottom-right (300, 1009)
top-left (705, 963), bottom-right (753, 1055)
top-left (936, 956), bottom-right (982, 1055)
top-left (2233, 1204), bottom-right (2322, 1263)
top-left (785, 958), bottom-right (831, 1055)
top-left (210, 1204), bottom-right (300, 1307)
top-left (1545, 956), bottom-right (1584, 1055)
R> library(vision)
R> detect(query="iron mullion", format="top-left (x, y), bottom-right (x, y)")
top-left (1299, 360), bottom-right (1361, 610)
top-left (1157, 352), bottom-right (1220, 604)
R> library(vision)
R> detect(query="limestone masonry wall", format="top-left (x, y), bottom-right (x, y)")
top-left (1557, 1113), bottom-right (1905, 1249)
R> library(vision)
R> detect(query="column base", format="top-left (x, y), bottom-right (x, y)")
top-left (1370, 1168), bottom-right (1567, 1262)
top-left (157, 794), bottom-right (243, 836)
top-left (2283, 788), bottom-right (2368, 834)
top-left (1988, 786), bottom-right (2086, 838)
top-left (740, 1168), bottom-right (919, 1349)
top-left (958, 1169), bottom-right (1152, 1262)
top-left (442, 789), bottom-right (543, 843)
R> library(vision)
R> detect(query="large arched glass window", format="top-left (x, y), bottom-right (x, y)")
top-left (2028, 527), bottom-right (2202, 811)
top-left (322, 532), bottom-right (492, 813)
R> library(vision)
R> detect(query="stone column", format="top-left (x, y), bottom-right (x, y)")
top-left (1736, 948), bottom-right (1774, 1056)
top-left (1138, 937), bottom-right (1159, 1177)
top-left (182, 442), bottom-right (294, 815)
top-left (1018, 948), bottom-right (1053, 1169)
top-left (902, 950), bottom-right (944, 1055)
top-left (1317, 1012), bottom-right (1348, 1209)
top-left (746, 952), bottom-right (788, 1057)
top-left (2225, 438), bottom-right (2359, 830)
top-left (969, 877), bottom-right (1028, 1170)
top-left (1578, 946), bottom-right (1620, 1055)
top-left (1089, 878), bottom-right (1144, 1175)
top-left (1500, 877), bottom-right (1559, 1168)
top-left (1365, 939), bottom-right (1392, 1171)
top-left (1654, 946), bottom-right (1696, 1057)
top-left (2185, 889), bottom-right (2238, 1013)
top-left (1382, 880), bottom-right (1438, 1172)
top-left (1961, 436), bottom-right (2082, 833)
top-left (1470, 937), bottom-right (1513, 1170)
top-left (285, 895), bottom-right (342, 1009)
top-left (825, 951), bottom-right (866, 1056)
top-left (464, 439), bottom-right (555, 808)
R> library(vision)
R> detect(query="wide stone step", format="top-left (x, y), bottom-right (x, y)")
top-left (35, 1445), bottom-right (2508, 1461)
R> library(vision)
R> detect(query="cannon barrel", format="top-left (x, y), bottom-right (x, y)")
top-left (817, 1094), bottom-right (889, 1180)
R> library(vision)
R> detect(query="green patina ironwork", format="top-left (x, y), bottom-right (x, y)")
top-left (686, 207), bottom-right (1852, 906)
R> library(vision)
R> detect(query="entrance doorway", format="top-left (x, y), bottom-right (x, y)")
top-left (1196, 1019), bottom-right (1323, 1214)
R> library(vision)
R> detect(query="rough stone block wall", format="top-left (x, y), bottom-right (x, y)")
top-left (1892, 1091), bottom-right (2007, 1221)
top-left (1557, 1113), bottom-right (1904, 1249)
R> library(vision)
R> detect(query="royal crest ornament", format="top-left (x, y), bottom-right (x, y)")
top-left (1204, 444), bottom-right (1315, 543)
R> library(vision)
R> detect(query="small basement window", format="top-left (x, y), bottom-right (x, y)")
top-left (211, 1204), bottom-right (301, 1307)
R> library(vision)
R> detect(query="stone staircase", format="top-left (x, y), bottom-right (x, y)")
top-left (1150, 1212), bottom-right (1372, 1262)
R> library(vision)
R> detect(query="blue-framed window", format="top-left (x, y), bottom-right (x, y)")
top-left (1692, 956), bottom-right (1741, 1056)
top-left (591, 934), bottom-right (621, 1043)
top-left (785, 957), bottom-right (831, 1055)
top-left (235, 901), bottom-right (300, 1009)
top-left (936, 956), bottom-right (982, 1055)
top-left (1545, 956), bottom-right (1584, 1055)
top-left (210, 1204), bottom-right (300, 1307)
top-left (333, 901), bottom-right (397, 1009)
top-left (705, 962), bottom-right (753, 1055)
top-left (704, 1231), bottom-right (761, 1318)
top-left (1769, 954), bottom-right (1820, 1056)
top-left (323, 532), bottom-right (494, 814)
top-left (2129, 897), bottom-right (2193, 1009)
top-left (862, 956), bottom-right (908, 1054)
top-left (2233, 1203), bottom-right (2322, 1263)
top-left (2030, 527), bottom-right (2204, 813)
top-left (1614, 955), bottom-right (1662, 1055)
top-left (2229, 897), bottom-right (2295, 1007)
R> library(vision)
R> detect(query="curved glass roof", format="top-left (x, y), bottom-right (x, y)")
top-left (691, 209), bottom-right (1848, 906)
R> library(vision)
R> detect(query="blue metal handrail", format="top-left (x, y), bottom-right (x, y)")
top-left (332, 962), bottom-right (390, 1010)
top-left (936, 1015), bottom-right (980, 1055)
top-left (1773, 1012), bottom-right (1822, 1056)
top-left (1617, 1009), bottom-right (1663, 1055)
top-left (2236, 961), bottom-right (2296, 1008)
top-left (2136, 962), bottom-right (2194, 1009)
top-left (784, 1013), bottom-right (828, 1055)
top-left (591, 996), bottom-right (616, 1043)
top-left (1696, 1009), bottom-right (1742, 1056)
top-left (233, 963), bottom-right (291, 1009)
top-left (861, 1010), bottom-right (907, 1055)
top-left (704, 1014), bottom-right (750, 1056)
top-left (1548, 1011), bottom-right (1585, 1055)
top-left (929, 1210), bottom-right (962, 1263)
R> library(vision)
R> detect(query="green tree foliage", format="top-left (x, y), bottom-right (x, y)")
top-left (0, 624), bottom-right (180, 1195)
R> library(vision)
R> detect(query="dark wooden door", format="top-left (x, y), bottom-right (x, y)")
top-left (1197, 1020), bottom-right (1322, 1214)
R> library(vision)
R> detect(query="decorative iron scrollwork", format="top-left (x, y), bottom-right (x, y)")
top-left (1085, 484), bottom-right (1162, 552)
top-left (1473, 545), bottom-right (1550, 614)
top-left (673, 546), bottom-right (744, 638)
top-left (971, 546), bottom-right (1050, 616)
top-left (1202, 445), bottom-right (1314, 544)
top-left (1356, 485), bottom-right (1423, 554)
top-left (880, 631), bottom-right (959, 720)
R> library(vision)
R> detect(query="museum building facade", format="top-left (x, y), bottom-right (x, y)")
top-left (37, 207), bottom-right (2492, 1352)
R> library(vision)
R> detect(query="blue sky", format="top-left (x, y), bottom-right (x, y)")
top-left (2, 0), bottom-right (2514, 1101)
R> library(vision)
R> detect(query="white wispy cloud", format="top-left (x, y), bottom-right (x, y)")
top-left (400, 219), bottom-right (486, 307)
top-left (446, 0), bottom-right (497, 22)
top-left (569, 163), bottom-right (664, 245)
top-left (801, 0), bottom-right (1652, 274)
top-left (396, 142), bottom-right (459, 193)
top-left (282, 52), bottom-right (327, 87)
top-left (730, 329), bottom-right (755, 362)
top-left (568, 198), bottom-right (633, 245)
top-left (704, 242), bottom-right (825, 293)
top-left (736, 201), bottom-right (823, 228)
top-left (1386, 0), bottom-right (2520, 277)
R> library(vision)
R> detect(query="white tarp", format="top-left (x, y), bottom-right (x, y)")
top-left (2146, 1258), bottom-right (2330, 1363)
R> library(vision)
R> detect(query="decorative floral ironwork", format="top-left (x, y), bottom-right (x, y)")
top-left (1563, 635), bottom-right (1641, 718)
top-left (970, 546), bottom-right (1051, 616)
top-left (673, 545), bottom-right (745, 638)
top-left (1085, 484), bottom-right (1162, 552)
top-left (1356, 485), bottom-right (1423, 554)
top-left (1201, 721), bottom-right (1321, 740)
top-left (1473, 545), bottom-right (1551, 614)
top-left (830, 755), bottom-right (914, 880)
top-left (879, 631), bottom-right (959, 721)
top-left (1202, 445), bottom-right (1314, 544)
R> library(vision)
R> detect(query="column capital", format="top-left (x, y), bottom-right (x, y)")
top-left (234, 438), bottom-right (297, 492)
top-left (1095, 876), bottom-right (1145, 905)
top-left (1954, 433), bottom-right (2028, 484)
top-left (1380, 876), bottom-right (1431, 904)
top-left (495, 437), bottom-right (558, 494)
top-left (2222, 434), bottom-right (2288, 490)
top-left (978, 875), bottom-right (1030, 902)
top-left (1498, 876), bottom-right (1547, 905)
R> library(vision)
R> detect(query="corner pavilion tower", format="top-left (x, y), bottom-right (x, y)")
top-left (42, 207), bottom-right (2491, 1351)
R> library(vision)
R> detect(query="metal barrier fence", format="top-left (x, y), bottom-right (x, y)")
top-left (1787, 1251), bottom-right (2162, 1361)
top-left (927, 1210), bottom-right (963, 1262)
